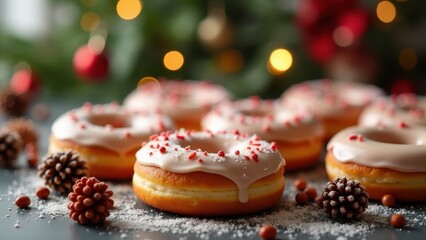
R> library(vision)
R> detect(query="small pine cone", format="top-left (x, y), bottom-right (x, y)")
top-left (38, 150), bottom-right (87, 194)
top-left (0, 89), bottom-right (30, 117)
top-left (316, 177), bottom-right (369, 219)
top-left (4, 118), bottom-right (38, 146)
top-left (0, 131), bottom-right (23, 167)
top-left (67, 176), bottom-right (114, 225)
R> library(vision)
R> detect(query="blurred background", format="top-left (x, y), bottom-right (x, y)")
top-left (0, 0), bottom-right (425, 102)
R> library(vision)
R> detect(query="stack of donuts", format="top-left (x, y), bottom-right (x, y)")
top-left (48, 77), bottom-right (425, 217)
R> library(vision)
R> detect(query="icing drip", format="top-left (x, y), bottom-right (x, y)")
top-left (51, 103), bottom-right (174, 156)
top-left (136, 130), bottom-right (285, 203)
top-left (124, 79), bottom-right (231, 119)
top-left (282, 79), bottom-right (384, 117)
top-left (328, 126), bottom-right (426, 172)
top-left (201, 98), bottom-right (324, 142)
top-left (359, 95), bottom-right (426, 128)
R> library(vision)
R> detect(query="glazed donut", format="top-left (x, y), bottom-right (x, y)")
top-left (132, 130), bottom-right (285, 216)
top-left (201, 97), bottom-right (324, 171)
top-left (49, 102), bottom-right (174, 180)
top-left (359, 94), bottom-right (426, 128)
top-left (326, 125), bottom-right (426, 202)
top-left (123, 79), bottom-right (231, 130)
top-left (281, 79), bottom-right (383, 139)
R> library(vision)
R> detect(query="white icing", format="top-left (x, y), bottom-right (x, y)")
top-left (359, 95), bottom-right (426, 128)
top-left (201, 98), bottom-right (324, 142)
top-left (282, 79), bottom-right (384, 117)
top-left (51, 103), bottom-right (174, 156)
top-left (328, 126), bottom-right (426, 172)
top-left (123, 80), bottom-right (231, 119)
top-left (135, 130), bottom-right (285, 203)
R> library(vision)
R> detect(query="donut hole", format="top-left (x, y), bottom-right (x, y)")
top-left (87, 114), bottom-right (130, 128)
top-left (178, 139), bottom-right (227, 153)
top-left (364, 131), bottom-right (417, 145)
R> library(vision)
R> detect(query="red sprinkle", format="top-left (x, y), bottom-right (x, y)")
top-left (244, 155), bottom-right (250, 161)
top-left (124, 131), bottom-right (131, 138)
top-left (198, 159), bottom-right (203, 163)
top-left (270, 142), bottom-right (277, 151)
top-left (188, 152), bottom-right (197, 160)
top-left (217, 150), bottom-right (225, 157)
top-left (252, 153), bottom-right (259, 161)
top-left (233, 129), bottom-right (240, 135)
top-left (234, 150), bottom-right (240, 155)
top-left (149, 152), bottom-right (153, 156)
top-left (348, 134), bottom-right (357, 141)
top-left (150, 134), bottom-right (158, 140)
top-left (358, 135), bottom-right (364, 142)
top-left (262, 124), bottom-right (271, 132)
top-left (79, 123), bottom-right (86, 129)
top-left (159, 146), bottom-right (166, 153)
top-left (83, 102), bottom-right (92, 112)
top-left (177, 135), bottom-right (185, 140)
top-left (203, 151), bottom-right (208, 156)
top-left (398, 121), bottom-right (409, 129)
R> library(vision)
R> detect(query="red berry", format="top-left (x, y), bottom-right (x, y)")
top-left (35, 187), bottom-right (50, 199)
top-left (390, 214), bottom-right (406, 228)
top-left (73, 45), bottom-right (109, 82)
top-left (15, 195), bottom-right (31, 208)
top-left (295, 192), bottom-right (309, 205)
top-left (259, 224), bottom-right (277, 239)
top-left (305, 187), bottom-right (317, 201)
top-left (293, 178), bottom-right (307, 191)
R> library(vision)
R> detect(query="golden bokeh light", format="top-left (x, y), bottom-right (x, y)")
top-left (217, 49), bottom-right (244, 73)
top-left (268, 48), bottom-right (293, 75)
top-left (377, 1), bottom-right (396, 23)
top-left (163, 51), bottom-right (184, 71)
top-left (399, 48), bottom-right (417, 70)
top-left (137, 77), bottom-right (160, 89)
top-left (116, 0), bottom-right (143, 21)
top-left (80, 12), bottom-right (101, 32)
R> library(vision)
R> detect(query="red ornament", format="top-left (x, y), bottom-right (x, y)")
top-left (10, 68), bottom-right (40, 99)
top-left (73, 45), bottom-right (109, 82)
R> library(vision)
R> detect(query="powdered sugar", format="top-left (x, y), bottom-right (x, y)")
top-left (1, 167), bottom-right (425, 239)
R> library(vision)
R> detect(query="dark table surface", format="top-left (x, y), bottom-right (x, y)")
top-left (0, 99), bottom-right (425, 240)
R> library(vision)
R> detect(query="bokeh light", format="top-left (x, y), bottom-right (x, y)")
top-left (399, 48), bottom-right (417, 70)
top-left (268, 48), bottom-right (293, 75)
top-left (333, 26), bottom-right (354, 47)
top-left (217, 49), bottom-right (244, 73)
top-left (116, 0), bottom-right (143, 21)
top-left (88, 35), bottom-right (106, 54)
top-left (163, 51), bottom-right (184, 71)
top-left (80, 12), bottom-right (100, 32)
top-left (377, 1), bottom-right (396, 23)
top-left (137, 77), bottom-right (160, 89)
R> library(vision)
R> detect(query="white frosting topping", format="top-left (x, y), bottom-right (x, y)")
top-left (282, 79), bottom-right (384, 117)
top-left (359, 94), bottom-right (426, 128)
top-left (201, 97), bottom-right (324, 142)
top-left (51, 103), bottom-right (174, 156)
top-left (327, 126), bottom-right (426, 172)
top-left (136, 130), bottom-right (285, 203)
top-left (123, 79), bottom-right (231, 119)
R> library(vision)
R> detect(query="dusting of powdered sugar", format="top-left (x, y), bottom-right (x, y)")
top-left (1, 166), bottom-right (425, 240)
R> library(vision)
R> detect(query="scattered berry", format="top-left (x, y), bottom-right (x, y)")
top-left (381, 194), bottom-right (396, 207)
top-left (259, 224), bottom-right (277, 240)
top-left (15, 195), bottom-right (31, 208)
top-left (295, 192), bottom-right (309, 206)
top-left (293, 178), bottom-right (307, 191)
top-left (35, 187), bottom-right (50, 199)
top-left (305, 187), bottom-right (317, 201)
top-left (390, 214), bottom-right (406, 228)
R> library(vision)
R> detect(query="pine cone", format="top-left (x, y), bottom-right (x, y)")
top-left (67, 176), bottom-right (114, 225)
top-left (0, 131), bottom-right (23, 167)
top-left (316, 177), bottom-right (369, 219)
top-left (4, 118), bottom-right (38, 146)
top-left (0, 89), bottom-right (30, 117)
top-left (38, 150), bottom-right (87, 194)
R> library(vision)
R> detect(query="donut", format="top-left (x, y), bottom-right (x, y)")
top-left (132, 130), bottom-right (285, 216)
top-left (281, 79), bottom-right (383, 139)
top-left (359, 94), bottom-right (426, 128)
top-left (49, 102), bottom-right (174, 180)
top-left (201, 97), bottom-right (324, 171)
top-left (123, 79), bottom-right (231, 130)
top-left (326, 125), bottom-right (426, 202)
